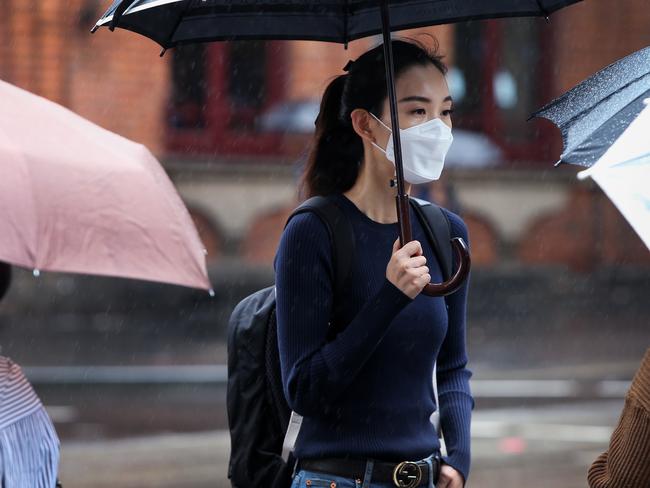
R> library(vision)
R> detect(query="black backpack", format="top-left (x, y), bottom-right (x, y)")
top-left (226, 195), bottom-right (453, 488)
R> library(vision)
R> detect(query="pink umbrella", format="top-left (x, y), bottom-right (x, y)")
top-left (0, 79), bottom-right (211, 291)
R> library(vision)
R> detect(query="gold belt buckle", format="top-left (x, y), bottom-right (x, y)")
top-left (392, 461), bottom-right (422, 488)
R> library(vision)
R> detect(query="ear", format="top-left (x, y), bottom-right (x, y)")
top-left (350, 109), bottom-right (378, 144)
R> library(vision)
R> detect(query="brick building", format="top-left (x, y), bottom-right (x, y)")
top-left (1, 0), bottom-right (649, 269)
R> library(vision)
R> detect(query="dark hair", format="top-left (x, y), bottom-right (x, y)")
top-left (302, 38), bottom-right (447, 197)
top-left (0, 262), bottom-right (11, 302)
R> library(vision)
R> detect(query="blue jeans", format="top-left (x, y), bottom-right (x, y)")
top-left (291, 455), bottom-right (439, 488)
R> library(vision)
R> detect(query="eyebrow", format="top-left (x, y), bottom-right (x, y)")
top-left (398, 95), bottom-right (454, 104)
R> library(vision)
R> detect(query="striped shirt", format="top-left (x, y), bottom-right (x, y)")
top-left (0, 356), bottom-right (42, 430)
top-left (0, 356), bottom-right (60, 487)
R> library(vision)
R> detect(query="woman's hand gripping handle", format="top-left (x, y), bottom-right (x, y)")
top-left (386, 239), bottom-right (430, 299)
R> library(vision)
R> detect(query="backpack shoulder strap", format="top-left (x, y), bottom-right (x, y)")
top-left (286, 195), bottom-right (355, 297)
top-left (281, 196), bottom-right (354, 462)
top-left (409, 197), bottom-right (452, 281)
top-left (409, 197), bottom-right (454, 440)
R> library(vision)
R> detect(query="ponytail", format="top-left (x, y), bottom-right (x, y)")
top-left (302, 74), bottom-right (362, 198)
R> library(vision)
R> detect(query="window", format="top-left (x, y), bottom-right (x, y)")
top-left (227, 41), bottom-right (267, 130)
top-left (169, 43), bottom-right (207, 129)
top-left (449, 18), bottom-right (555, 163)
top-left (449, 21), bottom-right (485, 133)
top-left (167, 41), bottom-right (287, 157)
top-left (498, 19), bottom-right (543, 145)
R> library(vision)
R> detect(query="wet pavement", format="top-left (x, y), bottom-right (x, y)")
top-left (48, 360), bottom-right (635, 487)
top-left (57, 398), bottom-right (624, 488)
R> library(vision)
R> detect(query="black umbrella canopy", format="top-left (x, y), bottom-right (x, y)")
top-left (93, 0), bottom-right (583, 297)
top-left (532, 45), bottom-right (650, 168)
top-left (93, 0), bottom-right (582, 48)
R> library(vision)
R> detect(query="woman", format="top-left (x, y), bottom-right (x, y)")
top-left (275, 39), bottom-right (473, 488)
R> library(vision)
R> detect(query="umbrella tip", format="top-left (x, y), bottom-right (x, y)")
top-left (208, 288), bottom-right (215, 298)
top-left (535, 0), bottom-right (550, 22)
top-left (90, 25), bottom-right (98, 34)
top-left (554, 159), bottom-right (563, 167)
top-left (32, 269), bottom-right (41, 277)
top-left (159, 48), bottom-right (167, 57)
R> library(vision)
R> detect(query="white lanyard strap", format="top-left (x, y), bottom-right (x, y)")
top-left (282, 411), bottom-right (303, 461)
top-left (431, 362), bottom-right (441, 436)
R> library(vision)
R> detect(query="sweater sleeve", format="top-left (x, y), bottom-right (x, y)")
top-left (437, 210), bottom-right (474, 483)
top-left (587, 349), bottom-right (650, 488)
top-left (274, 212), bottom-right (411, 416)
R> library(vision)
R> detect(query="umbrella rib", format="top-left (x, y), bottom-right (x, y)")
top-left (534, 0), bottom-right (550, 20)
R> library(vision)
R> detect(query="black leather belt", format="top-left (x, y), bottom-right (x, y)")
top-left (299, 456), bottom-right (440, 488)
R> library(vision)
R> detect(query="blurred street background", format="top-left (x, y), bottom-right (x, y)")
top-left (1, 0), bottom-right (649, 487)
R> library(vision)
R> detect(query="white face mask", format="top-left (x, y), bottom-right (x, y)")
top-left (371, 113), bottom-right (454, 184)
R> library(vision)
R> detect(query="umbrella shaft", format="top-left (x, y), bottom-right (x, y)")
top-left (397, 194), bottom-right (412, 244)
top-left (380, 0), bottom-right (411, 246)
top-left (380, 0), bottom-right (406, 197)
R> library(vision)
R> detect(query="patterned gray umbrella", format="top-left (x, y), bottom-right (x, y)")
top-left (532, 45), bottom-right (650, 167)
top-left (93, 0), bottom-right (583, 295)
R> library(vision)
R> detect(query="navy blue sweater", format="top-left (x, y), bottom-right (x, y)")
top-left (275, 194), bottom-right (473, 480)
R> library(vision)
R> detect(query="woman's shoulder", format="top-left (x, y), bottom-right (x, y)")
top-left (275, 209), bottom-right (334, 272)
top-left (276, 209), bottom-right (331, 259)
top-left (281, 194), bottom-right (351, 241)
top-left (282, 208), bottom-right (330, 240)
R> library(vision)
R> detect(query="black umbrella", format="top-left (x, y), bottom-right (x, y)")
top-left (532, 45), bottom-right (650, 168)
top-left (93, 0), bottom-right (583, 296)
top-left (93, 1), bottom-right (581, 47)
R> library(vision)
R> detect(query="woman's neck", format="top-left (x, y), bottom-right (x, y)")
top-left (344, 158), bottom-right (410, 224)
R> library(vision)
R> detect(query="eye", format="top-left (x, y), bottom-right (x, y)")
top-left (441, 109), bottom-right (454, 117)
top-left (412, 108), bottom-right (426, 116)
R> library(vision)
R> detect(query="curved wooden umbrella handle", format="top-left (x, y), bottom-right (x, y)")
top-left (421, 237), bottom-right (471, 297)
top-left (396, 195), bottom-right (471, 297)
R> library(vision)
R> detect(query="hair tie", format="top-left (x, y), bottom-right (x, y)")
top-left (342, 59), bottom-right (355, 72)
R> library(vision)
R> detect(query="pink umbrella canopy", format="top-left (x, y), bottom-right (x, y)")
top-left (0, 79), bottom-right (212, 290)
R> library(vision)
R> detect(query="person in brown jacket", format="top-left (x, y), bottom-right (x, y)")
top-left (588, 348), bottom-right (650, 488)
